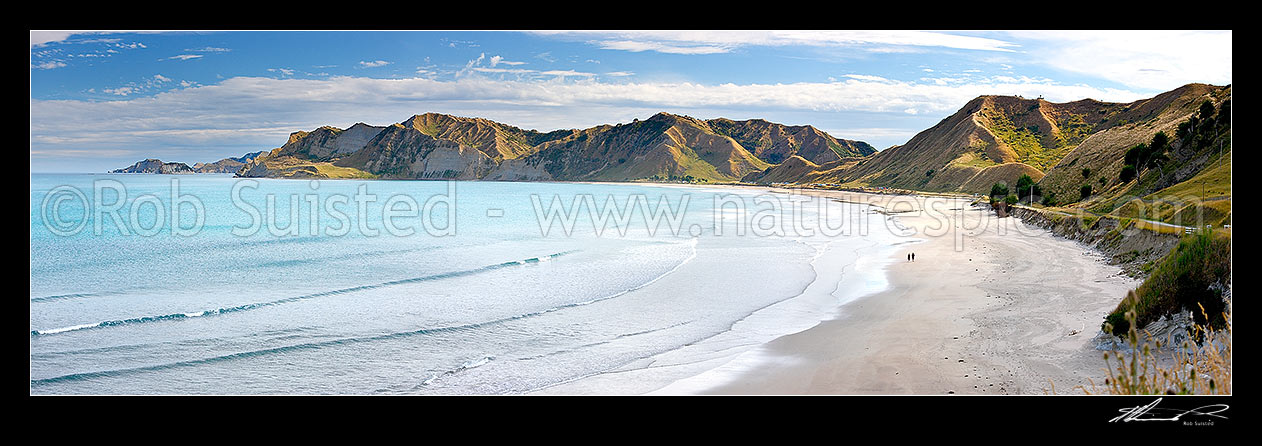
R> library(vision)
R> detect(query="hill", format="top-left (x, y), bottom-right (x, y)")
top-left (742, 84), bottom-right (1230, 199)
top-left (237, 112), bottom-right (866, 182)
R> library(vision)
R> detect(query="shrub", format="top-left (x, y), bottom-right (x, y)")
top-left (1120, 164), bottom-right (1137, 183)
top-left (1041, 192), bottom-right (1058, 206)
top-left (1080, 184), bottom-right (1092, 199)
top-left (1150, 131), bottom-right (1169, 154)
top-left (1217, 99), bottom-right (1230, 129)
top-left (1015, 174), bottom-right (1035, 191)
top-left (989, 182), bottom-right (1009, 198)
top-left (1003, 194), bottom-right (1018, 205)
top-left (1081, 167), bottom-right (1091, 179)
top-left (1198, 99), bottom-right (1215, 122)
top-left (1124, 143), bottom-right (1146, 167)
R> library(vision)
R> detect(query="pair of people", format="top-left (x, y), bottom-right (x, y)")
top-left (906, 252), bottom-right (916, 262)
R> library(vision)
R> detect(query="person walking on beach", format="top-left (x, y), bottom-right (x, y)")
top-left (907, 253), bottom-right (911, 262)
top-left (911, 252), bottom-right (915, 262)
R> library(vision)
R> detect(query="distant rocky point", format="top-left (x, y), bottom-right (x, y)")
top-left (111, 151), bottom-right (265, 174)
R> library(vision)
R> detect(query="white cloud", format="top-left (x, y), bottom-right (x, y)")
top-left (843, 74), bottom-right (893, 83)
top-left (32, 73), bottom-right (1152, 164)
top-left (488, 55), bottom-right (526, 67)
top-left (358, 60), bottom-right (392, 68)
top-left (187, 46), bottom-right (230, 53)
top-left (597, 40), bottom-right (731, 55)
top-left (153, 74), bottom-right (172, 82)
top-left (163, 54), bottom-right (203, 61)
top-left (30, 31), bottom-right (77, 48)
top-left (535, 30), bottom-right (1019, 55)
top-left (1005, 30), bottom-right (1231, 91)
top-left (604, 71), bottom-right (635, 77)
top-left (102, 86), bottom-right (137, 96)
top-left (268, 68), bottom-right (296, 76)
top-left (539, 70), bottom-right (596, 77)
top-left (32, 61), bottom-right (67, 70)
top-left (473, 67), bottom-right (536, 74)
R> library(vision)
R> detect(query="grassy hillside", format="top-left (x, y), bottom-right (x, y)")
top-left (501, 113), bottom-right (771, 183)
top-left (1038, 84), bottom-right (1229, 210)
top-left (1102, 229), bottom-right (1231, 336)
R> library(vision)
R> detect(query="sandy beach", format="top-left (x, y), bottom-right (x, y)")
top-left (538, 186), bottom-right (1140, 395)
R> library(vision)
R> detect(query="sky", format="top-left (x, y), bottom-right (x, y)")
top-left (30, 30), bottom-right (1232, 172)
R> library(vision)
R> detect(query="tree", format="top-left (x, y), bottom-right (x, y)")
top-left (1199, 99), bottom-right (1216, 123)
top-left (1124, 143), bottom-right (1147, 167)
top-left (1014, 174), bottom-right (1039, 202)
top-left (1080, 184), bottom-right (1092, 199)
top-left (1150, 131), bottom-right (1169, 154)
top-left (1120, 165), bottom-right (1137, 183)
top-left (1217, 99), bottom-right (1231, 129)
top-left (1178, 120), bottom-right (1194, 140)
top-left (990, 182), bottom-right (1009, 198)
top-left (1081, 167), bottom-right (1091, 179)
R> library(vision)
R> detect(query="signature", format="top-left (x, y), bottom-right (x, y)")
top-left (1110, 398), bottom-right (1230, 423)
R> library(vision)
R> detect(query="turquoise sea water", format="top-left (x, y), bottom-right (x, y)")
top-left (30, 174), bottom-right (905, 394)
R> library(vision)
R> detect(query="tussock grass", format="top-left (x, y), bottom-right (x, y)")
top-left (1079, 302), bottom-right (1231, 395)
top-left (1103, 229), bottom-right (1230, 336)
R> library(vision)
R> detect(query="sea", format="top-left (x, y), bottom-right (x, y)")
top-left (30, 173), bottom-right (912, 394)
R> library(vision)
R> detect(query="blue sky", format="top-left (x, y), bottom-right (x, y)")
top-left (30, 30), bottom-right (1232, 172)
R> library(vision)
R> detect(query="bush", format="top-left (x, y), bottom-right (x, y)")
top-left (1124, 143), bottom-right (1146, 167)
top-left (989, 182), bottom-right (1009, 198)
top-left (1080, 184), bottom-right (1092, 199)
top-left (1102, 229), bottom-right (1231, 336)
top-left (1081, 167), bottom-right (1091, 179)
top-left (1120, 164), bottom-right (1137, 183)
top-left (1015, 174), bottom-right (1035, 191)
top-left (1003, 194), bottom-right (1018, 205)
top-left (1150, 131), bottom-right (1168, 154)
top-left (1041, 192), bottom-right (1059, 206)
top-left (1199, 99), bottom-right (1215, 122)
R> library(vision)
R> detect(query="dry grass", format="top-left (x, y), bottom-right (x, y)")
top-left (1078, 300), bottom-right (1231, 395)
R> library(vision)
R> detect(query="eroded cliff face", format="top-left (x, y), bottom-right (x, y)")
top-left (235, 112), bottom-right (868, 182)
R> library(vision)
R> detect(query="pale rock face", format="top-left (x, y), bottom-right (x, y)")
top-left (401, 143), bottom-right (495, 180)
top-left (333, 123), bottom-right (386, 155)
top-left (484, 158), bottom-right (554, 181)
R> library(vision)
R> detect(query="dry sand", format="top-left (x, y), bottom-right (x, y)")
top-left (675, 188), bottom-right (1138, 395)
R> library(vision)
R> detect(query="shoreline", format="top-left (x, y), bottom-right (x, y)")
top-left (696, 188), bottom-right (1138, 394)
top-left (537, 184), bottom-right (1139, 395)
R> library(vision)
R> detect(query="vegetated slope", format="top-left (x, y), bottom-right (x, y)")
top-left (706, 117), bottom-right (874, 164)
top-left (111, 159), bottom-right (194, 174)
top-left (237, 113), bottom-right (579, 179)
top-left (239, 112), bottom-right (859, 182)
top-left (190, 151), bottom-right (266, 173)
top-left (747, 94), bottom-right (1074, 193)
top-left (744, 83), bottom-right (1230, 198)
top-left (1038, 83), bottom-right (1231, 217)
top-left (112, 151), bottom-right (267, 174)
top-left (487, 112), bottom-right (771, 182)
